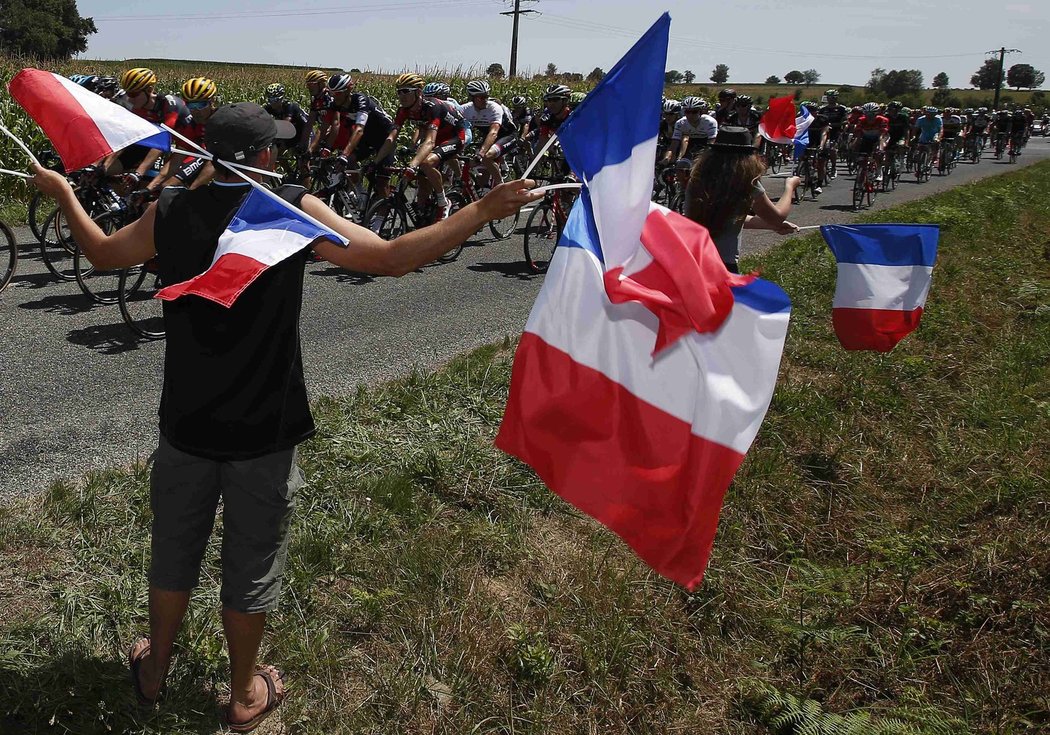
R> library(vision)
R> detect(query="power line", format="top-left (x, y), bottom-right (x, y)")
top-left (93, 0), bottom-right (494, 22)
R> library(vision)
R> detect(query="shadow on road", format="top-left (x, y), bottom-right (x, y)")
top-left (67, 321), bottom-right (147, 355)
top-left (468, 260), bottom-right (541, 280)
top-left (307, 266), bottom-right (379, 285)
top-left (17, 290), bottom-right (95, 315)
top-left (819, 204), bottom-right (860, 212)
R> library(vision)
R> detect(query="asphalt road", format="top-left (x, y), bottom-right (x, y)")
top-left (2, 137), bottom-right (1048, 498)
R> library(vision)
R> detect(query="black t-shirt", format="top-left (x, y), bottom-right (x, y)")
top-left (154, 182), bottom-right (316, 460)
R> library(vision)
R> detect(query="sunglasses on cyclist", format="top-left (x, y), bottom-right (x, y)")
top-left (396, 87), bottom-right (418, 95)
top-left (187, 100), bottom-right (212, 110)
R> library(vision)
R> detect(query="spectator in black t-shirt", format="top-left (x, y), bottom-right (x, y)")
top-left (29, 103), bottom-right (543, 734)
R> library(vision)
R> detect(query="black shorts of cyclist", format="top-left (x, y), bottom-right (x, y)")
top-left (826, 127), bottom-right (843, 143)
top-left (174, 156), bottom-right (208, 186)
top-left (490, 134), bottom-right (520, 158)
top-left (856, 136), bottom-right (880, 155)
top-left (430, 140), bottom-right (463, 165)
top-left (117, 145), bottom-right (151, 172)
top-left (352, 140), bottom-right (395, 177)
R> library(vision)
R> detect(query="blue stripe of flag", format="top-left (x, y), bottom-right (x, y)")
top-left (821, 224), bottom-right (939, 267)
top-left (731, 280), bottom-right (792, 315)
top-left (558, 13), bottom-right (669, 182)
top-left (227, 187), bottom-right (342, 243)
top-left (555, 188), bottom-right (605, 264)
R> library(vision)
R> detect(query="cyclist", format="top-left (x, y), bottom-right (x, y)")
top-left (713, 88), bottom-right (737, 125)
top-left (422, 81), bottom-right (458, 106)
top-left (320, 74), bottom-right (396, 187)
top-left (913, 106), bottom-right (943, 173)
top-left (969, 106), bottom-right (991, 149)
top-left (373, 72), bottom-right (467, 222)
top-left (106, 68), bottom-right (191, 183)
top-left (510, 95), bottom-right (536, 142)
top-left (989, 108), bottom-right (1013, 156)
top-left (149, 77), bottom-right (219, 192)
top-left (851, 101), bottom-right (889, 181)
top-left (884, 101), bottom-right (911, 180)
top-left (818, 90), bottom-right (849, 177)
top-left (305, 70), bottom-right (334, 156)
top-left (799, 100), bottom-right (829, 193)
top-left (1009, 106), bottom-right (1029, 155)
top-left (263, 83), bottom-right (311, 152)
top-left (659, 99), bottom-right (682, 155)
top-left (727, 94), bottom-right (761, 143)
top-left (939, 108), bottom-right (963, 168)
top-left (661, 96), bottom-right (717, 186)
top-left (533, 84), bottom-right (574, 148)
top-left (96, 76), bottom-right (120, 100)
top-left (460, 80), bottom-right (517, 189)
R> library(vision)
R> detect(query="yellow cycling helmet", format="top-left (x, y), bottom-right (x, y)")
top-left (395, 72), bottom-right (425, 90)
top-left (181, 77), bottom-right (217, 102)
top-left (305, 69), bottom-right (328, 85)
top-left (120, 67), bottom-right (157, 95)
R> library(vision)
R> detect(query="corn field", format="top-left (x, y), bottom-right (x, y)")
top-left (0, 55), bottom-right (574, 220)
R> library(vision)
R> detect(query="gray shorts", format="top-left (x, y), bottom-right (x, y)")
top-left (148, 436), bottom-right (303, 613)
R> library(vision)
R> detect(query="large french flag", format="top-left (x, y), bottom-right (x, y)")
top-left (156, 186), bottom-right (347, 308)
top-left (496, 14), bottom-right (792, 590)
top-left (821, 224), bottom-right (939, 351)
top-left (8, 69), bottom-right (170, 172)
top-left (759, 95), bottom-right (812, 145)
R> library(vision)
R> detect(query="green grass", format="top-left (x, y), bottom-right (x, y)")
top-left (1, 164), bottom-right (1048, 734)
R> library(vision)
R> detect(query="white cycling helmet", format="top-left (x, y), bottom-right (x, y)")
top-left (327, 74), bottom-right (353, 93)
top-left (466, 79), bottom-right (491, 97)
top-left (862, 102), bottom-right (880, 115)
top-left (543, 84), bottom-right (571, 101)
top-left (682, 96), bottom-right (708, 112)
top-left (663, 99), bottom-right (682, 114)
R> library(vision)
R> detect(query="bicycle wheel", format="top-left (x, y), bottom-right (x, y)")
top-left (435, 192), bottom-right (468, 264)
top-left (523, 199), bottom-right (560, 274)
top-left (488, 206), bottom-right (520, 241)
top-left (769, 146), bottom-right (782, 175)
top-left (0, 220), bottom-right (16, 293)
top-left (39, 207), bottom-right (82, 281)
top-left (363, 197), bottom-right (410, 239)
top-left (866, 163), bottom-right (878, 207)
top-left (27, 190), bottom-right (58, 247)
top-left (118, 263), bottom-right (165, 340)
top-left (852, 169), bottom-right (865, 210)
top-left (74, 211), bottom-right (127, 304)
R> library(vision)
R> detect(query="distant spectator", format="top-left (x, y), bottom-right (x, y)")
top-left (684, 126), bottom-right (800, 273)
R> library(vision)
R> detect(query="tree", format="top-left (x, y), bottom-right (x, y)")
top-left (545, 62), bottom-right (558, 78)
top-left (1006, 63), bottom-right (1045, 90)
top-left (586, 67), bottom-right (605, 83)
top-left (0, 0), bottom-right (97, 59)
top-left (710, 64), bottom-right (729, 85)
top-left (802, 69), bottom-right (820, 86)
top-left (970, 59), bottom-right (1002, 90)
top-left (665, 70), bottom-right (684, 84)
top-left (683, 70), bottom-right (695, 84)
top-left (932, 72), bottom-right (949, 89)
top-left (486, 62), bottom-right (505, 79)
top-left (784, 70), bottom-right (805, 85)
top-left (867, 68), bottom-right (922, 97)
top-left (765, 75), bottom-right (781, 84)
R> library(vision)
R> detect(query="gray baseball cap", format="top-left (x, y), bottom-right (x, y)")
top-left (204, 102), bottom-right (296, 162)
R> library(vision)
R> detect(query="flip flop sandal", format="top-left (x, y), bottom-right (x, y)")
top-left (226, 665), bottom-right (286, 733)
top-left (128, 636), bottom-right (165, 706)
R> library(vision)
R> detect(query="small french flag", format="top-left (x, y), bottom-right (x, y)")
top-left (821, 224), bottom-right (939, 352)
top-left (156, 186), bottom-right (346, 308)
top-left (8, 69), bottom-right (170, 171)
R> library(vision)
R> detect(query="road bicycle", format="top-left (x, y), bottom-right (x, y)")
top-left (1, 218), bottom-right (16, 294)
top-left (27, 150), bottom-right (65, 248)
top-left (994, 133), bottom-right (1008, 160)
top-left (765, 143), bottom-right (792, 175)
top-left (792, 149), bottom-right (823, 202)
top-left (449, 152), bottom-right (520, 240)
top-left (652, 164), bottom-right (683, 213)
top-left (117, 258), bottom-right (165, 340)
top-left (881, 145), bottom-right (906, 191)
top-left (73, 189), bottom-right (155, 305)
top-left (522, 154), bottom-right (579, 273)
top-left (309, 154), bottom-right (370, 224)
top-left (913, 143), bottom-right (933, 183)
top-left (937, 139), bottom-right (957, 176)
top-left (852, 152), bottom-right (880, 210)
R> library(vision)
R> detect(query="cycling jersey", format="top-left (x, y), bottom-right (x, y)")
top-left (846, 110), bottom-right (863, 130)
top-left (855, 115), bottom-right (889, 138)
top-left (512, 107), bottom-right (535, 133)
top-left (886, 113), bottom-right (910, 144)
top-left (941, 114), bottom-right (963, 138)
top-left (536, 106), bottom-right (572, 138)
top-left (713, 103), bottom-right (734, 126)
top-left (914, 116), bottom-right (942, 144)
top-left (806, 112), bottom-right (830, 148)
top-left (310, 91), bottom-right (332, 115)
top-left (265, 100), bottom-right (310, 145)
top-left (671, 114), bottom-right (717, 155)
top-left (133, 94), bottom-right (193, 132)
top-left (819, 103), bottom-right (849, 129)
top-left (327, 93), bottom-right (394, 150)
top-left (972, 113), bottom-right (990, 130)
top-left (460, 99), bottom-right (517, 139)
top-left (394, 97), bottom-right (467, 145)
top-left (1010, 113), bottom-right (1028, 137)
top-left (727, 108), bottom-right (761, 135)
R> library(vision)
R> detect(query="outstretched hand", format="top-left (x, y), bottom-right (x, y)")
top-left (28, 163), bottom-right (71, 199)
top-left (477, 179), bottom-right (544, 221)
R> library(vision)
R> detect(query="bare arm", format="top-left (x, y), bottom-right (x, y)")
top-left (31, 165), bottom-right (157, 269)
top-left (306, 179), bottom-right (541, 276)
top-left (748, 176), bottom-right (799, 225)
top-left (410, 128), bottom-right (437, 168)
top-left (479, 122), bottom-right (500, 156)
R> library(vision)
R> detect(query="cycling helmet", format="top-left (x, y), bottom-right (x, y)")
top-left (735, 94), bottom-right (752, 105)
top-left (120, 67), bottom-right (157, 95)
top-left (395, 72), bottom-right (425, 89)
top-left (718, 88), bottom-right (737, 100)
top-left (511, 95), bottom-right (528, 107)
top-left (963, 108), bottom-right (974, 115)
top-left (543, 84), bottom-right (571, 100)
top-left (862, 102), bottom-right (880, 115)
top-left (181, 77), bottom-right (217, 102)
top-left (978, 107), bottom-right (988, 113)
top-left (305, 69), bottom-right (328, 85)
top-left (78, 75), bottom-right (101, 91)
top-left (924, 106), bottom-right (938, 114)
top-left (95, 76), bottom-right (119, 94)
top-left (662, 99), bottom-right (682, 114)
top-left (825, 89), bottom-right (839, 97)
top-left (466, 79), bottom-right (491, 97)
top-left (799, 100), bottom-right (817, 110)
top-left (569, 91), bottom-right (587, 105)
top-left (887, 100), bottom-right (902, 109)
top-left (682, 96), bottom-right (707, 111)
top-left (68, 74), bottom-right (86, 85)
top-left (422, 82), bottom-right (444, 97)
top-left (265, 83), bottom-right (286, 101)
top-left (328, 74), bottom-right (353, 93)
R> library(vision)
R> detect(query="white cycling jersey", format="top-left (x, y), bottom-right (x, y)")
top-left (460, 100), bottom-right (516, 135)
top-left (671, 114), bottom-right (717, 143)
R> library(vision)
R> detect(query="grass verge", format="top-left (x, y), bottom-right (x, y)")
top-left (1, 164), bottom-right (1048, 734)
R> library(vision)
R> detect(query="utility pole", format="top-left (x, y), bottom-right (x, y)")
top-left (986, 47), bottom-right (1021, 110)
top-left (501, 0), bottom-right (538, 79)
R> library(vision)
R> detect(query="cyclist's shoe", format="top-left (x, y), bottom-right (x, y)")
top-left (434, 203), bottom-right (450, 222)
top-left (875, 172), bottom-right (884, 183)
top-left (814, 187), bottom-right (822, 195)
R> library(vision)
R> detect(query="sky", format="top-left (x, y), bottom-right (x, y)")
top-left (76, 0), bottom-right (1049, 88)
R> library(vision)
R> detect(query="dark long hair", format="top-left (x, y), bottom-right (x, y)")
top-left (683, 148), bottom-right (766, 237)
